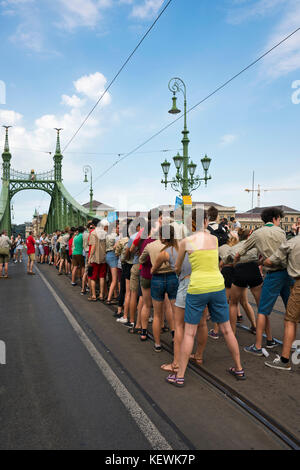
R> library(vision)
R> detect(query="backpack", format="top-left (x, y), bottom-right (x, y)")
top-left (207, 223), bottom-right (229, 247)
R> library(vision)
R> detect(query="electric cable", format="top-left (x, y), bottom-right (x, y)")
top-left (62, 0), bottom-right (174, 153)
top-left (82, 25), bottom-right (300, 193)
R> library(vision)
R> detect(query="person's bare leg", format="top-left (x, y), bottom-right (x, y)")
top-left (129, 290), bottom-right (138, 324)
top-left (90, 280), bottom-right (97, 299)
top-left (123, 279), bottom-right (130, 320)
top-left (72, 266), bottom-right (77, 284)
top-left (59, 258), bottom-right (64, 273)
top-left (82, 272), bottom-right (87, 292)
top-left (251, 284), bottom-right (262, 308)
top-left (99, 277), bottom-right (105, 299)
top-left (240, 289), bottom-right (256, 328)
top-left (219, 321), bottom-right (243, 371)
top-left (152, 299), bottom-right (164, 346)
top-left (164, 295), bottom-right (175, 333)
top-left (135, 296), bottom-right (143, 329)
top-left (172, 306), bottom-right (185, 367)
top-left (4, 262), bottom-right (8, 277)
top-left (177, 323), bottom-right (198, 379)
top-left (107, 267), bottom-right (118, 302)
top-left (282, 321), bottom-right (297, 359)
top-left (255, 313), bottom-right (267, 349)
top-left (141, 287), bottom-right (152, 330)
top-left (229, 284), bottom-right (242, 335)
top-left (193, 314), bottom-right (208, 362)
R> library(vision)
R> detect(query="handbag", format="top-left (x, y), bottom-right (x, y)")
top-left (0, 247), bottom-right (9, 256)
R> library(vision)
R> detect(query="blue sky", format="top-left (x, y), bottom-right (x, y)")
top-left (1, 0), bottom-right (300, 224)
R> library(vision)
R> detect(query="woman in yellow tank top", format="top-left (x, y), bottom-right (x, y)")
top-left (166, 209), bottom-right (245, 387)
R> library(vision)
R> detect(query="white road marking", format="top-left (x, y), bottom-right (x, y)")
top-left (36, 266), bottom-right (172, 451)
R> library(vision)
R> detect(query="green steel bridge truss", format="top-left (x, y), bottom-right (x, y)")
top-left (0, 127), bottom-right (92, 236)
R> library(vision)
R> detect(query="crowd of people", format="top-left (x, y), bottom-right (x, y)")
top-left (1, 205), bottom-right (299, 386)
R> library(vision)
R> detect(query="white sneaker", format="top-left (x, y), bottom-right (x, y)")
top-left (19, 260), bottom-right (22, 263)
top-left (116, 316), bottom-right (128, 323)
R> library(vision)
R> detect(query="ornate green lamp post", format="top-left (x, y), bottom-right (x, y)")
top-left (161, 77), bottom-right (212, 197)
top-left (83, 165), bottom-right (93, 214)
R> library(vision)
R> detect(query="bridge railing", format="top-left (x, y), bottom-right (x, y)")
top-left (10, 169), bottom-right (55, 181)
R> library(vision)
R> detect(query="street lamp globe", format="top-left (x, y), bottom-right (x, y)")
top-left (161, 159), bottom-right (171, 177)
top-left (201, 154), bottom-right (211, 172)
top-left (187, 161), bottom-right (197, 177)
top-left (173, 153), bottom-right (184, 170)
top-left (168, 94), bottom-right (181, 115)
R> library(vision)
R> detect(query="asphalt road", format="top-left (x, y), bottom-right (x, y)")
top-left (0, 259), bottom-right (293, 450)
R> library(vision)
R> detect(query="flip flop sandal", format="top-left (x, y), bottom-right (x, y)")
top-left (228, 367), bottom-right (246, 381)
top-left (189, 354), bottom-right (203, 366)
top-left (88, 297), bottom-right (97, 302)
top-left (160, 363), bottom-right (179, 373)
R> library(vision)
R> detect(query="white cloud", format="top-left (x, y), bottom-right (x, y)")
top-left (74, 72), bottom-right (111, 105)
top-left (9, 24), bottom-right (43, 52)
top-left (131, 0), bottom-right (164, 19)
top-left (226, 0), bottom-right (286, 25)
top-left (61, 94), bottom-right (86, 108)
top-left (0, 70), bottom-right (112, 185)
top-left (261, 1), bottom-right (300, 78)
top-left (0, 109), bottom-right (23, 125)
top-left (57, 0), bottom-right (113, 30)
top-left (227, 0), bottom-right (300, 78)
top-left (220, 134), bottom-right (238, 146)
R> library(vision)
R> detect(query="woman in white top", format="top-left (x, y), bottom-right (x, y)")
top-left (15, 234), bottom-right (24, 263)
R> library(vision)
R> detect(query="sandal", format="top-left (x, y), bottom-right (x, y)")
top-left (140, 329), bottom-right (148, 341)
top-left (161, 326), bottom-right (170, 333)
top-left (88, 297), bottom-right (97, 302)
top-left (160, 363), bottom-right (179, 373)
top-left (228, 367), bottom-right (246, 381)
top-left (166, 374), bottom-right (185, 388)
top-left (189, 354), bottom-right (203, 366)
top-left (128, 327), bottom-right (142, 335)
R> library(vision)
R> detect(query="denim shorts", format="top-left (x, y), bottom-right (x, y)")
top-left (175, 277), bottom-right (190, 309)
top-left (258, 270), bottom-right (293, 316)
top-left (106, 251), bottom-right (118, 269)
top-left (151, 272), bottom-right (179, 302)
top-left (185, 289), bottom-right (229, 325)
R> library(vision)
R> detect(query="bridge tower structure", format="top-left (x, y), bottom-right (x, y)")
top-left (0, 127), bottom-right (93, 236)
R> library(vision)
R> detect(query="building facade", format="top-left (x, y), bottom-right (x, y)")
top-left (236, 205), bottom-right (300, 232)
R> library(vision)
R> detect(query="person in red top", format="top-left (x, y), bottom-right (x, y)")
top-left (26, 231), bottom-right (36, 275)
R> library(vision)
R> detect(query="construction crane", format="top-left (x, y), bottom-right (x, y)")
top-left (245, 185), bottom-right (300, 208)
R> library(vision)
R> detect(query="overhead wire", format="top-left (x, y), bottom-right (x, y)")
top-left (62, 0), bottom-right (174, 154)
top-left (79, 25), bottom-right (300, 196)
